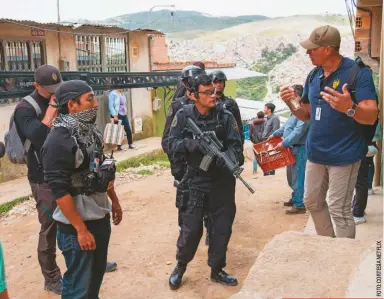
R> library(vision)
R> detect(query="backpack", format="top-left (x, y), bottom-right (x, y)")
top-left (308, 56), bottom-right (379, 146)
top-left (4, 96), bottom-right (42, 164)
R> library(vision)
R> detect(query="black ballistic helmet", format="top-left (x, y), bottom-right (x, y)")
top-left (190, 74), bottom-right (212, 95)
top-left (181, 65), bottom-right (206, 90)
top-left (209, 70), bottom-right (227, 82)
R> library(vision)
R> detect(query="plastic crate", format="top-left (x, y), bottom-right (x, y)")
top-left (253, 136), bottom-right (296, 173)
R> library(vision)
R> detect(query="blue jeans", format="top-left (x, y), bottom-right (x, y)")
top-left (118, 114), bottom-right (133, 145)
top-left (57, 216), bottom-right (111, 299)
top-left (253, 155), bottom-right (258, 173)
top-left (286, 145), bottom-right (307, 208)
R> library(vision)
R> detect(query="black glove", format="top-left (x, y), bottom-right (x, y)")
top-left (215, 155), bottom-right (227, 168)
top-left (183, 139), bottom-right (206, 154)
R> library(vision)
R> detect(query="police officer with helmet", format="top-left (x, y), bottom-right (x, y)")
top-left (162, 64), bottom-right (209, 241)
top-left (209, 70), bottom-right (244, 147)
top-left (172, 61), bottom-right (205, 100)
top-left (41, 80), bottom-right (123, 298)
top-left (168, 73), bottom-right (243, 290)
top-left (161, 64), bottom-right (206, 165)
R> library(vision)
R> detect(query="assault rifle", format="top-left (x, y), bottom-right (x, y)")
top-left (187, 118), bottom-right (255, 194)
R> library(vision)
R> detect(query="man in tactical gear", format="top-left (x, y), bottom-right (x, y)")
top-left (168, 74), bottom-right (243, 290)
top-left (41, 80), bottom-right (123, 298)
top-left (209, 70), bottom-right (244, 147)
top-left (162, 64), bottom-right (205, 164)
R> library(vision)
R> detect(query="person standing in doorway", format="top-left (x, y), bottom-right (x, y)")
top-left (108, 89), bottom-right (135, 150)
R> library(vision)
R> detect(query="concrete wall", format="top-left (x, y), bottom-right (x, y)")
top-left (355, 8), bottom-right (381, 72)
top-left (0, 23), bottom-right (77, 70)
top-left (128, 32), bottom-right (153, 136)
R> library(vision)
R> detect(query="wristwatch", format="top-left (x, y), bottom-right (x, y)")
top-left (346, 102), bottom-right (357, 117)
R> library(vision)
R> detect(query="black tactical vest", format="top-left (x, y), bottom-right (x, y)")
top-left (183, 105), bottom-right (227, 142)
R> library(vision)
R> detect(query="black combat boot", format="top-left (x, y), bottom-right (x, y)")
top-left (211, 268), bottom-right (238, 286)
top-left (169, 262), bottom-right (187, 290)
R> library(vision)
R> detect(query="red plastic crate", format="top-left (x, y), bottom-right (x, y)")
top-left (253, 136), bottom-right (296, 173)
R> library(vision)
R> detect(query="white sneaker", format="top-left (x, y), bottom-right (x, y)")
top-left (354, 216), bottom-right (366, 225)
top-left (368, 189), bottom-right (374, 195)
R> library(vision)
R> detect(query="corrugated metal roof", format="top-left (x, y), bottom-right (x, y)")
top-left (210, 67), bottom-right (266, 80)
top-left (0, 18), bottom-right (164, 35)
top-left (0, 18), bottom-right (72, 27)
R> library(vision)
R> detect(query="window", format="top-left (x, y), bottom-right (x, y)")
top-left (105, 37), bottom-right (127, 72)
top-left (31, 41), bottom-right (44, 71)
top-left (76, 35), bottom-right (102, 72)
top-left (0, 40), bottom-right (45, 71)
top-left (356, 16), bottom-right (362, 28)
top-left (355, 41), bottom-right (362, 52)
top-left (0, 44), bottom-right (4, 71)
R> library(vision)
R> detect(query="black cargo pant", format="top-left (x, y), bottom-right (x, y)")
top-left (176, 177), bottom-right (236, 270)
top-left (30, 183), bottom-right (62, 283)
top-left (352, 156), bottom-right (373, 217)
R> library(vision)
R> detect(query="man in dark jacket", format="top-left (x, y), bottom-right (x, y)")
top-left (250, 111), bottom-right (265, 174)
top-left (41, 80), bottom-right (123, 298)
top-left (168, 74), bottom-right (243, 290)
top-left (262, 102), bottom-right (280, 175)
top-left (209, 70), bottom-right (244, 148)
top-left (14, 65), bottom-right (63, 294)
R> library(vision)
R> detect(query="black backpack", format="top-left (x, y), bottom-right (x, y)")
top-left (308, 56), bottom-right (379, 146)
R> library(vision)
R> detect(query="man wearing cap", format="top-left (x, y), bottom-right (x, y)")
top-left (280, 25), bottom-right (378, 239)
top-left (41, 80), bottom-right (123, 298)
top-left (14, 64), bottom-right (63, 294)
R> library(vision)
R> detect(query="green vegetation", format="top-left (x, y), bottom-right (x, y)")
top-left (0, 196), bottom-right (29, 217)
top-left (237, 77), bottom-right (268, 101)
top-left (237, 43), bottom-right (298, 101)
top-left (116, 150), bottom-right (170, 172)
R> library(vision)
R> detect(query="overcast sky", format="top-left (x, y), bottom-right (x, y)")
top-left (0, 0), bottom-right (348, 23)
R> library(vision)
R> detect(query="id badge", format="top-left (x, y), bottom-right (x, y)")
top-left (315, 107), bottom-right (322, 121)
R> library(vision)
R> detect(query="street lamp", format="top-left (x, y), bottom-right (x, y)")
top-left (147, 4), bottom-right (175, 29)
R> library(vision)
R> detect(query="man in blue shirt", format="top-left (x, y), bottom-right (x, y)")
top-left (273, 85), bottom-right (310, 214)
top-left (280, 25), bottom-right (378, 239)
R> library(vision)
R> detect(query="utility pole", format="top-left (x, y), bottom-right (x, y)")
top-left (57, 0), bottom-right (63, 68)
top-left (57, 0), bottom-right (61, 23)
top-left (147, 4), bottom-right (175, 29)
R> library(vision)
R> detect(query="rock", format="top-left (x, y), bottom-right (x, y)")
top-left (166, 261), bottom-right (172, 265)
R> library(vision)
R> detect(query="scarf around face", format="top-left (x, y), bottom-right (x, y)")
top-left (52, 107), bottom-right (102, 146)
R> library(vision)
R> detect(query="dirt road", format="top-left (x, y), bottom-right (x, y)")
top-left (1, 162), bottom-right (307, 299)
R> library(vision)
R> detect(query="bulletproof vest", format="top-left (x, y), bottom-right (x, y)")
top-left (174, 95), bottom-right (194, 110)
top-left (220, 96), bottom-right (235, 113)
top-left (70, 135), bottom-right (104, 190)
top-left (182, 104), bottom-right (228, 146)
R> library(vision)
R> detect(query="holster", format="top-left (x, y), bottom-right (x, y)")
top-left (176, 187), bottom-right (189, 209)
